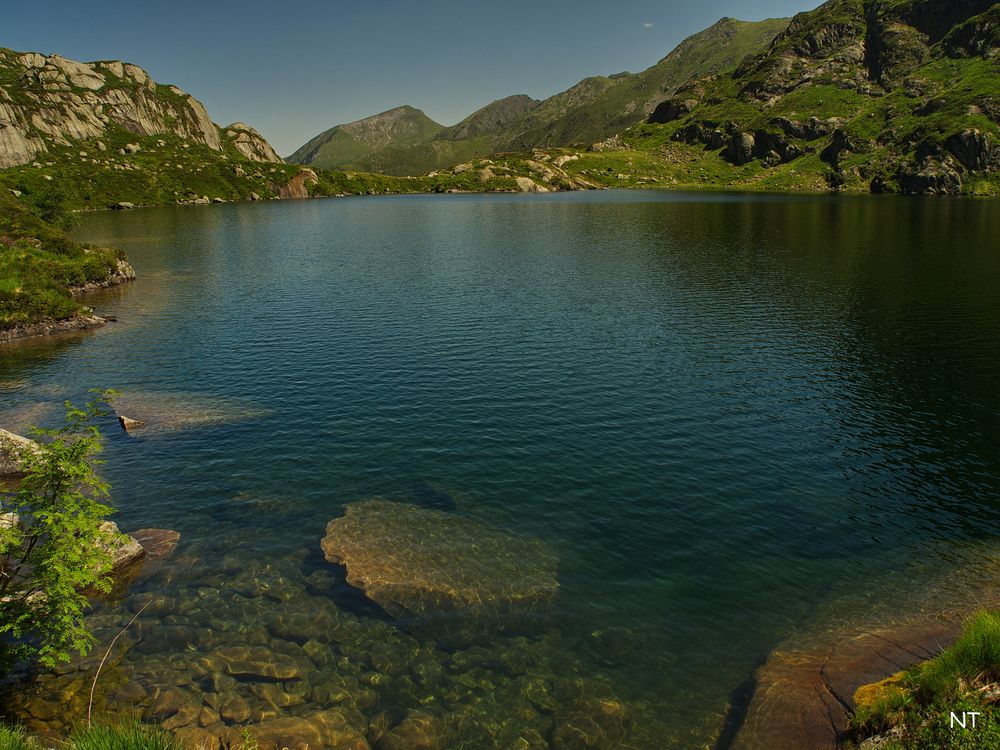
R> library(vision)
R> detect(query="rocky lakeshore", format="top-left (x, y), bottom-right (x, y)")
top-left (724, 550), bottom-right (1000, 750)
top-left (0, 314), bottom-right (110, 345)
top-left (0, 507), bottom-right (656, 750)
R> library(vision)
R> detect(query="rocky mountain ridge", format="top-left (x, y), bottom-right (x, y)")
top-left (0, 50), bottom-right (280, 169)
top-left (0, 48), bottom-right (318, 209)
top-left (287, 17), bottom-right (789, 175)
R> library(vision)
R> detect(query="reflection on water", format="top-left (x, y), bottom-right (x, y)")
top-left (1, 192), bottom-right (999, 747)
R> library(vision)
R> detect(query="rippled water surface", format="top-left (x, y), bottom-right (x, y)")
top-left (2, 191), bottom-right (1000, 748)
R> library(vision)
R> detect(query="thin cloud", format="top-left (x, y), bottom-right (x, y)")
top-left (643, 22), bottom-right (654, 28)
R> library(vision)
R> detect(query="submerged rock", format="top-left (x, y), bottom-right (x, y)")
top-left (130, 528), bottom-right (181, 559)
top-left (118, 415), bottom-right (146, 432)
top-left (111, 390), bottom-right (272, 434)
top-left (321, 499), bottom-right (558, 620)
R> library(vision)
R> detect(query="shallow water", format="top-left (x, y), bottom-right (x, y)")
top-left (2, 191), bottom-right (1000, 747)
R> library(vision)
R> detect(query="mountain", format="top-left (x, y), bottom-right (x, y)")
top-left (288, 17), bottom-right (788, 176)
top-left (438, 95), bottom-right (541, 140)
top-left (0, 48), bottom-right (312, 208)
top-left (496, 16), bottom-right (791, 151)
top-left (637, 0), bottom-right (999, 194)
top-left (285, 105), bottom-right (444, 170)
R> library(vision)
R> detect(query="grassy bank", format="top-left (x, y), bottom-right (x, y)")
top-left (0, 722), bottom-right (182, 750)
top-left (850, 611), bottom-right (1000, 749)
top-left (0, 190), bottom-right (126, 330)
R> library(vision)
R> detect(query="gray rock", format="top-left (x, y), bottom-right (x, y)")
top-left (726, 132), bottom-right (756, 165)
top-left (0, 429), bottom-right (40, 475)
top-left (97, 521), bottom-right (146, 571)
top-left (946, 128), bottom-right (996, 172)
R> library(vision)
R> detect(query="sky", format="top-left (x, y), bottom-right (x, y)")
top-left (4, 1), bottom-right (820, 156)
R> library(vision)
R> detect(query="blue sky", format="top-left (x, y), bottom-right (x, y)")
top-left (3, 1), bottom-right (820, 155)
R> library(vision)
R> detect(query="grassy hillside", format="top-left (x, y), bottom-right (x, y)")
top-left (285, 106), bottom-right (445, 170)
top-left (288, 17), bottom-right (787, 176)
top-left (0, 128), bottom-right (304, 211)
top-left (0, 47), bottom-right (313, 208)
top-left (0, 190), bottom-right (126, 330)
top-left (627, 0), bottom-right (1000, 195)
top-left (498, 17), bottom-right (791, 151)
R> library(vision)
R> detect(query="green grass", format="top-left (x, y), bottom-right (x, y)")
top-left (0, 190), bottom-right (124, 329)
top-left (911, 612), bottom-right (1000, 700)
top-left (67, 723), bottom-right (180, 750)
top-left (850, 612), bottom-right (1000, 750)
top-left (0, 725), bottom-right (32, 750)
top-left (0, 722), bottom-right (179, 750)
top-left (0, 125), bottom-right (303, 211)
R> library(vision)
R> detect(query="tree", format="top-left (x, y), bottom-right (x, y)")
top-left (0, 390), bottom-right (120, 671)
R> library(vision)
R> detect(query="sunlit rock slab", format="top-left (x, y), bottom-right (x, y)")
top-left (321, 498), bottom-right (558, 620)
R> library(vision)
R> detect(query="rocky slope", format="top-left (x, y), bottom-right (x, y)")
top-left (288, 17), bottom-right (787, 176)
top-left (639, 0), bottom-right (999, 194)
top-left (0, 48), bottom-right (312, 208)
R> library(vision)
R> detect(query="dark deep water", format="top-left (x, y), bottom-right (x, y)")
top-left (2, 191), bottom-right (999, 748)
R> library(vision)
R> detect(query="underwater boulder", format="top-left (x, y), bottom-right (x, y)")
top-left (320, 499), bottom-right (558, 620)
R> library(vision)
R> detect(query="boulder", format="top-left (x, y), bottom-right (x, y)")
top-left (589, 135), bottom-right (627, 152)
top-left (118, 415), bottom-right (146, 432)
top-left (725, 132), bottom-right (756, 165)
top-left (111, 201), bottom-right (135, 210)
top-left (515, 176), bottom-right (549, 193)
top-left (946, 128), bottom-right (996, 172)
top-left (647, 97), bottom-right (699, 124)
top-left (0, 429), bottom-right (40, 475)
top-left (320, 499), bottom-right (558, 620)
top-left (97, 521), bottom-right (146, 571)
top-left (130, 528), bottom-right (180, 559)
top-left (215, 646), bottom-right (304, 680)
top-left (897, 156), bottom-right (964, 195)
top-left (375, 710), bottom-right (445, 750)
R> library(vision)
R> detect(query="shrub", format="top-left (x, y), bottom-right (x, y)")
top-left (0, 392), bottom-right (119, 671)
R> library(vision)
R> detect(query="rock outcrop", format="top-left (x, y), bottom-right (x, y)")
top-left (223, 122), bottom-right (282, 163)
top-left (731, 619), bottom-right (960, 750)
top-left (0, 48), bottom-right (281, 169)
top-left (273, 167), bottom-right (318, 199)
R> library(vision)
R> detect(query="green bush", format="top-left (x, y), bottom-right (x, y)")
top-left (0, 393), bottom-right (119, 670)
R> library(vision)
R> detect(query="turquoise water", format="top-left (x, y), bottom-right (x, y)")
top-left (2, 191), bottom-right (1000, 747)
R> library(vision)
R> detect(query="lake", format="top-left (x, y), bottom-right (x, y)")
top-left (2, 191), bottom-right (999, 748)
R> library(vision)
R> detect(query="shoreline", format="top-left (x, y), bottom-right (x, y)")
top-left (0, 265), bottom-right (135, 345)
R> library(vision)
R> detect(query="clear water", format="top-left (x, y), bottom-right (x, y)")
top-left (2, 191), bottom-right (999, 748)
